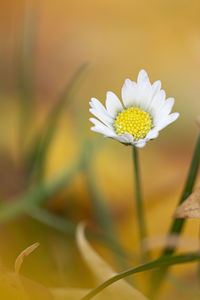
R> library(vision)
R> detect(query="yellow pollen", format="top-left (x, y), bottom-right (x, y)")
top-left (114, 107), bottom-right (153, 140)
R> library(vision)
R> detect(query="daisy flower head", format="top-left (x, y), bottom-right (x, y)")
top-left (89, 70), bottom-right (179, 148)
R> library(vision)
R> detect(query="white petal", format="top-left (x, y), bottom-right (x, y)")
top-left (106, 91), bottom-right (123, 116)
top-left (135, 81), bottom-right (152, 110)
top-left (146, 128), bottom-right (159, 139)
top-left (144, 80), bottom-right (162, 112)
top-left (152, 80), bottom-right (161, 91)
top-left (89, 108), bottom-right (113, 128)
top-left (121, 134), bottom-right (134, 143)
top-left (90, 97), bottom-right (113, 122)
top-left (114, 133), bottom-right (133, 144)
top-left (121, 79), bottom-right (137, 107)
top-left (89, 97), bottom-right (114, 127)
top-left (134, 140), bottom-right (146, 148)
top-left (90, 118), bottom-right (115, 136)
top-left (150, 89), bottom-right (166, 119)
top-left (157, 112), bottom-right (180, 130)
top-left (161, 97), bottom-right (174, 115)
top-left (153, 97), bottom-right (175, 125)
top-left (137, 69), bottom-right (150, 85)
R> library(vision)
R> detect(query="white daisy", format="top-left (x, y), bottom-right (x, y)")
top-left (89, 70), bottom-right (179, 148)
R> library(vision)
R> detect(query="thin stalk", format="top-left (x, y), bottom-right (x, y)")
top-left (81, 251), bottom-right (200, 300)
top-left (150, 134), bottom-right (200, 296)
top-left (132, 146), bottom-right (147, 256)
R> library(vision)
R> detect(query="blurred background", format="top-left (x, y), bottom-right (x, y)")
top-left (1, 0), bottom-right (200, 299)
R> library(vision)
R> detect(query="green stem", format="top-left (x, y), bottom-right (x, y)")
top-left (132, 146), bottom-right (147, 255)
top-left (150, 134), bottom-right (200, 296)
top-left (81, 251), bottom-right (200, 300)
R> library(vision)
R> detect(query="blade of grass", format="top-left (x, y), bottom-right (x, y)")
top-left (150, 134), bottom-right (200, 296)
top-left (85, 168), bottom-right (130, 263)
top-left (28, 206), bottom-right (134, 265)
top-left (26, 62), bottom-right (90, 184)
top-left (81, 251), bottom-right (200, 300)
top-left (82, 140), bottom-right (132, 273)
top-left (164, 134), bottom-right (200, 252)
top-left (27, 207), bottom-right (76, 235)
top-left (17, 1), bottom-right (38, 152)
top-left (0, 140), bottom-right (96, 222)
top-left (0, 145), bottom-right (86, 222)
top-left (27, 134), bottom-right (132, 268)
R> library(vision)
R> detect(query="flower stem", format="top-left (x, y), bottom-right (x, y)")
top-left (132, 146), bottom-right (147, 256)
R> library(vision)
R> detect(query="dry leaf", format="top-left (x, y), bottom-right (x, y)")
top-left (174, 187), bottom-right (200, 219)
top-left (14, 242), bottom-right (40, 274)
top-left (76, 223), bottom-right (148, 300)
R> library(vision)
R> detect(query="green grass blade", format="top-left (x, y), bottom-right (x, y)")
top-left (0, 159), bottom-right (80, 222)
top-left (150, 134), bottom-right (200, 296)
top-left (164, 134), bottom-right (200, 251)
top-left (0, 141), bottom-right (94, 222)
top-left (85, 168), bottom-right (130, 264)
top-left (26, 62), bottom-right (90, 183)
top-left (81, 252), bottom-right (200, 300)
top-left (28, 207), bottom-right (135, 267)
top-left (82, 140), bottom-right (130, 270)
top-left (17, 2), bottom-right (38, 152)
top-left (27, 207), bottom-right (76, 235)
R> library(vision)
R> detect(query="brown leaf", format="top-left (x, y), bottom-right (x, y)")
top-left (14, 242), bottom-right (40, 274)
top-left (174, 187), bottom-right (200, 219)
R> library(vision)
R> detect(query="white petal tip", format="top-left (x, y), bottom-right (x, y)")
top-left (137, 69), bottom-right (149, 83)
top-left (106, 91), bottom-right (112, 96)
top-left (124, 78), bottom-right (133, 86)
top-left (89, 117), bottom-right (96, 124)
top-left (171, 112), bottom-right (180, 122)
top-left (175, 112), bottom-right (180, 119)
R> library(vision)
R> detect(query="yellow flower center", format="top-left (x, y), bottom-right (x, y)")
top-left (114, 107), bottom-right (153, 140)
